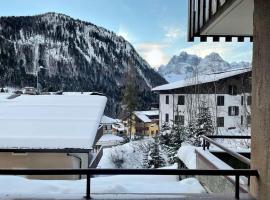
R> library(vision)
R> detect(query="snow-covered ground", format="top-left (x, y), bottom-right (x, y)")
top-left (98, 140), bottom-right (153, 169)
top-left (0, 93), bottom-right (12, 101)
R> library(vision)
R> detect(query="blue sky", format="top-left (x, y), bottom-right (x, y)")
top-left (0, 0), bottom-right (252, 68)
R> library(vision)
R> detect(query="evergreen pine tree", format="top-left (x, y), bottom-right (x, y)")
top-left (148, 136), bottom-right (166, 168)
top-left (193, 102), bottom-right (214, 146)
top-left (142, 150), bottom-right (150, 168)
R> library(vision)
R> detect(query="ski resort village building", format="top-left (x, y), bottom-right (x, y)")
top-left (130, 110), bottom-right (159, 137)
top-left (0, 95), bottom-right (107, 179)
top-left (152, 68), bottom-right (251, 132)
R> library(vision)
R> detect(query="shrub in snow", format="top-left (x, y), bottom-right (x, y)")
top-left (110, 149), bottom-right (125, 168)
top-left (109, 140), bottom-right (153, 168)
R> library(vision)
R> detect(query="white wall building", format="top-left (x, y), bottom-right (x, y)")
top-left (152, 68), bottom-right (251, 133)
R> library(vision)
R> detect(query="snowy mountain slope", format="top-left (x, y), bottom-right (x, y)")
top-left (0, 12), bottom-right (167, 116)
top-left (158, 51), bottom-right (251, 82)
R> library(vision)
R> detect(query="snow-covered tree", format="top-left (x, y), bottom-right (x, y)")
top-left (159, 118), bottom-right (189, 164)
top-left (192, 102), bottom-right (214, 146)
top-left (148, 136), bottom-right (166, 168)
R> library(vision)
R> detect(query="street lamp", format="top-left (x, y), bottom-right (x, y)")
top-left (36, 66), bottom-right (47, 94)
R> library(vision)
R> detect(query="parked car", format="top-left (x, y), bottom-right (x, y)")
top-left (23, 87), bottom-right (37, 95)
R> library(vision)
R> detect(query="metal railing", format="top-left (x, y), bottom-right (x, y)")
top-left (202, 135), bottom-right (251, 166)
top-left (0, 168), bottom-right (258, 199)
top-left (89, 147), bottom-right (103, 168)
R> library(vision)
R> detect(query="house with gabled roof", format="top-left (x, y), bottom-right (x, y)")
top-left (0, 94), bottom-right (107, 179)
top-left (130, 110), bottom-right (159, 137)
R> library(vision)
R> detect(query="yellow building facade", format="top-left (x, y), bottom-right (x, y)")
top-left (130, 110), bottom-right (159, 137)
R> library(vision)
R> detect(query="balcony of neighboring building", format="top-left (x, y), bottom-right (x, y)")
top-left (188, 0), bottom-right (254, 42)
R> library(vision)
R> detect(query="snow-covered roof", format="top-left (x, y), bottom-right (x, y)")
top-left (101, 116), bottom-right (117, 124)
top-left (133, 110), bottom-right (159, 123)
top-left (152, 68), bottom-right (251, 91)
top-left (0, 95), bottom-right (107, 150)
top-left (98, 134), bottom-right (124, 142)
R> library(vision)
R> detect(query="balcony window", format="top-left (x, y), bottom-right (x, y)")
top-left (217, 117), bottom-right (224, 127)
top-left (165, 95), bottom-right (169, 104)
top-left (165, 114), bottom-right (169, 123)
top-left (228, 106), bottom-right (239, 116)
top-left (178, 95), bottom-right (185, 105)
top-left (247, 115), bottom-right (251, 126)
top-left (247, 96), bottom-right (252, 105)
top-left (217, 96), bottom-right (224, 106)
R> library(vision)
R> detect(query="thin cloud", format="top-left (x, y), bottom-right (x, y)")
top-left (117, 25), bottom-right (135, 43)
top-left (136, 43), bottom-right (169, 68)
top-left (163, 26), bottom-right (186, 42)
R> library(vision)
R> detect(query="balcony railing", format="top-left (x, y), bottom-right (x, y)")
top-left (188, 0), bottom-right (250, 42)
top-left (0, 168), bottom-right (258, 199)
top-left (202, 135), bottom-right (251, 166)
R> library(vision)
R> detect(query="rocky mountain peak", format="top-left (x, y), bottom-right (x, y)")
top-left (158, 51), bottom-right (251, 82)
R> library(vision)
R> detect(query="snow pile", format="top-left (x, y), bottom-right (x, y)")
top-left (107, 140), bottom-right (151, 169)
top-left (0, 93), bottom-right (11, 102)
top-left (98, 148), bottom-right (115, 168)
top-left (98, 140), bottom-right (157, 169)
top-left (0, 175), bottom-right (205, 198)
top-left (177, 145), bottom-right (198, 169)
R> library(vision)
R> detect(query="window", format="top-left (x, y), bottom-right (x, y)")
top-left (178, 95), bottom-right (185, 105)
top-left (165, 114), bottom-right (169, 123)
top-left (217, 96), bottom-right (224, 106)
top-left (228, 85), bottom-right (237, 95)
top-left (175, 115), bottom-right (184, 125)
top-left (247, 115), bottom-right (251, 125)
top-left (228, 106), bottom-right (239, 116)
top-left (247, 96), bottom-right (252, 105)
top-left (241, 115), bottom-right (243, 125)
top-left (217, 117), bottom-right (224, 127)
top-left (165, 95), bottom-right (169, 104)
top-left (241, 96), bottom-right (244, 105)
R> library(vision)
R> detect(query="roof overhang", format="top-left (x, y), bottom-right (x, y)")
top-left (188, 0), bottom-right (254, 42)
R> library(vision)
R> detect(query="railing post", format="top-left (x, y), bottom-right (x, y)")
top-left (85, 174), bottom-right (91, 199)
top-left (235, 175), bottom-right (240, 199)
